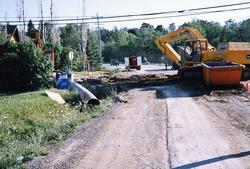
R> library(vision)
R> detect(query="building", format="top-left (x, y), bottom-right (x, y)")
top-left (0, 25), bottom-right (20, 43)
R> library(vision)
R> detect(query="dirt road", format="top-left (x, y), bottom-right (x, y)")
top-left (28, 88), bottom-right (169, 169)
top-left (160, 84), bottom-right (250, 169)
top-left (73, 89), bottom-right (169, 169)
top-left (28, 81), bottom-right (250, 169)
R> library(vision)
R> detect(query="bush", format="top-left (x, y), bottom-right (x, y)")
top-left (54, 47), bottom-right (84, 72)
top-left (0, 40), bottom-right (52, 91)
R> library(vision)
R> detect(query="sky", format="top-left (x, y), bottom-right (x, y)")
top-left (0, 0), bottom-right (250, 30)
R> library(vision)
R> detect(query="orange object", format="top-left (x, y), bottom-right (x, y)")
top-left (202, 62), bottom-right (244, 86)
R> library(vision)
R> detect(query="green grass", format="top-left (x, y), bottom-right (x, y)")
top-left (0, 90), bottom-right (112, 169)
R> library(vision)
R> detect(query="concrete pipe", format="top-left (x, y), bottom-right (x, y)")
top-left (71, 82), bottom-right (100, 106)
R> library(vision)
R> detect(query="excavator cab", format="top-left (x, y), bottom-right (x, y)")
top-left (183, 40), bottom-right (208, 62)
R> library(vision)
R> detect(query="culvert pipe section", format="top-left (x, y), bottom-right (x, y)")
top-left (71, 82), bottom-right (100, 106)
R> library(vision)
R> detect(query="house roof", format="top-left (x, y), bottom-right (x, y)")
top-left (0, 24), bottom-right (20, 42)
top-left (6, 25), bottom-right (18, 36)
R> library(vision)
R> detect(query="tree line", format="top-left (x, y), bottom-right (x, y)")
top-left (99, 18), bottom-right (250, 63)
top-left (26, 18), bottom-right (250, 66)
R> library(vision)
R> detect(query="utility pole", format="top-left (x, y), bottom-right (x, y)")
top-left (16, 0), bottom-right (21, 22)
top-left (39, 0), bottom-right (45, 42)
top-left (81, 0), bottom-right (88, 71)
top-left (96, 14), bottom-right (102, 59)
top-left (50, 0), bottom-right (53, 23)
top-left (4, 11), bottom-right (7, 22)
top-left (22, 0), bottom-right (25, 38)
top-left (50, 0), bottom-right (54, 43)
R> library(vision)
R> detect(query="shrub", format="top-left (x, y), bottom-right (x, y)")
top-left (0, 40), bottom-right (52, 91)
top-left (54, 47), bottom-right (84, 72)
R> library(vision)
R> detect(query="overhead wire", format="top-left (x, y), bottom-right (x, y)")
top-left (98, 6), bottom-right (250, 24)
top-left (2, 1), bottom-right (250, 20)
top-left (0, 1), bottom-right (250, 25)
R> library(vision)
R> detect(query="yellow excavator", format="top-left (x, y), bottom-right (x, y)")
top-left (155, 26), bottom-right (250, 79)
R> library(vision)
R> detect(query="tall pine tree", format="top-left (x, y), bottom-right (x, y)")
top-left (86, 31), bottom-right (103, 70)
top-left (26, 20), bottom-right (36, 38)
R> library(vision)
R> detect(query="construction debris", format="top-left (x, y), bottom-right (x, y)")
top-left (114, 95), bottom-right (128, 103)
top-left (45, 91), bottom-right (66, 104)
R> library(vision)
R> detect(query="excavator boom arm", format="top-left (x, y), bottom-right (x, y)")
top-left (155, 27), bottom-right (212, 65)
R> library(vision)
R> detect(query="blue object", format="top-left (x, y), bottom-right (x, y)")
top-left (55, 72), bottom-right (62, 81)
top-left (57, 78), bottom-right (69, 89)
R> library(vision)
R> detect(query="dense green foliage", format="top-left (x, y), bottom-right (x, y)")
top-left (101, 24), bottom-right (167, 63)
top-left (0, 90), bottom-right (112, 169)
top-left (0, 40), bottom-right (52, 91)
top-left (183, 19), bottom-right (250, 47)
top-left (60, 24), bottom-right (80, 51)
top-left (55, 47), bottom-right (84, 71)
top-left (59, 24), bottom-right (103, 70)
top-left (99, 19), bottom-right (250, 63)
top-left (86, 31), bottom-right (103, 70)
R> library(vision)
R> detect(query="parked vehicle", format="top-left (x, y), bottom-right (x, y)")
top-left (110, 59), bottom-right (120, 66)
top-left (125, 56), bottom-right (142, 70)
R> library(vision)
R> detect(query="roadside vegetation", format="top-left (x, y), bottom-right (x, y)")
top-left (0, 41), bottom-right (52, 92)
top-left (0, 90), bottom-right (113, 169)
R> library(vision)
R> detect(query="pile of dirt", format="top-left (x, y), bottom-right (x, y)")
top-left (77, 73), bottom-right (180, 86)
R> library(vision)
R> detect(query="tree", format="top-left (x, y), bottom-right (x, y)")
top-left (44, 22), bottom-right (53, 43)
top-left (100, 28), bottom-right (112, 43)
top-left (60, 24), bottom-right (79, 51)
top-left (221, 19), bottom-right (240, 42)
top-left (183, 19), bottom-right (206, 36)
top-left (86, 31), bottom-right (103, 70)
top-left (155, 25), bottom-right (166, 34)
top-left (26, 19), bottom-right (36, 38)
top-left (239, 19), bottom-right (250, 42)
top-left (140, 23), bottom-right (154, 29)
top-left (54, 47), bottom-right (84, 71)
top-left (137, 24), bottom-right (160, 60)
top-left (128, 28), bottom-right (139, 36)
top-left (168, 23), bottom-right (176, 32)
top-left (204, 21), bottom-right (222, 47)
top-left (182, 19), bottom-right (222, 46)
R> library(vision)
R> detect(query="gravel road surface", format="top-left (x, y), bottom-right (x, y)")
top-left (161, 84), bottom-right (250, 169)
top-left (28, 81), bottom-right (250, 169)
top-left (74, 89), bottom-right (169, 169)
top-left (28, 88), bottom-right (169, 169)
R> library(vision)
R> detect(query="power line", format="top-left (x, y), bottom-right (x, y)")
top-left (1, 4), bottom-right (250, 26)
top-left (1, 1), bottom-right (250, 24)
top-left (2, 1), bottom-right (250, 20)
top-left (91, 1), bottom-right (250, 19)
top-left (98, 6), bottom-right (250, 24)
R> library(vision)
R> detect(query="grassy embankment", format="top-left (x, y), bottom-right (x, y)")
top-left (0, 90), bottom-right (112, 169)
